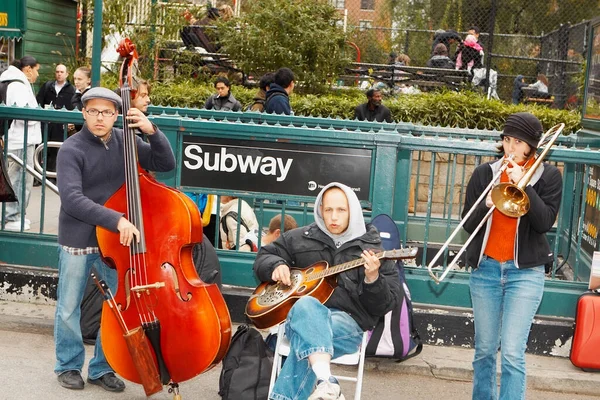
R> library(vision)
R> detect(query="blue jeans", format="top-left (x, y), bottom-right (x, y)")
top-left (54, 247), bottom-right (118, 379)
top-left (4, 145), bottom-right (34, 222)
top-left (469, 256), bottom-right (545, 400)
top-left (270, 296), bottom-right (364, 400)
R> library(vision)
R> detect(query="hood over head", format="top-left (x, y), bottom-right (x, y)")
top-left (314, 182), bottom-right (366, 248)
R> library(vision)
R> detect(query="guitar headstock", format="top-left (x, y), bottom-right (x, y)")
top-left (383, 247), bottom-right (418, 260)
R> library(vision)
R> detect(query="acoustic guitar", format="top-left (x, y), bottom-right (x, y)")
top-left (245, 248), bottom-right (418, 329)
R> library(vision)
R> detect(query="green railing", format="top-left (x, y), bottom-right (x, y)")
top-left (1, 104), bottom-right (599, 319)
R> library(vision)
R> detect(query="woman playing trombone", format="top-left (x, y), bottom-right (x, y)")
top-left (462, 112), bottom-right (562, 400)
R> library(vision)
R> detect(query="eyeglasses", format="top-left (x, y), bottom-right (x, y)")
top-left (85, 109), bottom-right (116, 117)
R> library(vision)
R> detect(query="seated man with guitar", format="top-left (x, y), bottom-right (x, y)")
top-left (252, 182), bottom-right (403, 400)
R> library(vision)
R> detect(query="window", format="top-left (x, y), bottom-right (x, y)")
top-left (0, 39), bottom-right (15, 70)
top-left (330, 0), bottom-right (345, 8)
top-left (359, 20), bottom-right (372, 31)
top-left (360, 0), bottom-right (375, 10)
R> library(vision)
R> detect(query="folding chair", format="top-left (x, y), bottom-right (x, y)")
top-left (268, 323), bottom-right (368, 400)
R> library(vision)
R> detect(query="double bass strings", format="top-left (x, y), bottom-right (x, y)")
top-left (121, 83), bottom-right (154, 326)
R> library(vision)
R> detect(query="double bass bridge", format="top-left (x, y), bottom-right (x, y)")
top-left (130, 282), bottom-right (166, 293)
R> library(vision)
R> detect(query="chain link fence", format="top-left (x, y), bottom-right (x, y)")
top-left (331, 0), bottom-right (599, 106)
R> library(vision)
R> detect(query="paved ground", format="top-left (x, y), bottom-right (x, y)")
top-left (1, 300), bottom-right (600, 400)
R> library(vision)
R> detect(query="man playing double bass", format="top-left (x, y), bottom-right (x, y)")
top-left (53, 87), bottom-right (175, 392)
top-left (253, 182), bottom-right (402, 400)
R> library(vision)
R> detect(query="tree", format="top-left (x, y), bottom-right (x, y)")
top-left (216, 0), bottom-right (349, 92)
top-left (81, 0), bottom-right (203, 78)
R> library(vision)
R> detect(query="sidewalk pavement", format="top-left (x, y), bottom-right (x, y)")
top-left (1, 299), bottom-right (600, 398)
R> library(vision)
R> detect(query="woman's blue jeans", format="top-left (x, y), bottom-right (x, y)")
top-left (54, 247), bottom-right (118, 379)
top-left (270, 296), bottom-right (364, 400)
top-left (469, 256), bottom-right (545, 400)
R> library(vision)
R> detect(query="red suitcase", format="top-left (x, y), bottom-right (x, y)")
top-left (570, 290), bottom-right (600, 371)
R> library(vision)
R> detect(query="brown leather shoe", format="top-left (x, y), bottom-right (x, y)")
top-left (57, 370), bottom-right (84, 390)
top-left (87, 372), bottom-right (125, 392)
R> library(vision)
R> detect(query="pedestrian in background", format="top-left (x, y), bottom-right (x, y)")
top-left (0, 56), bottom-right (42, 231)
top-left (204, 76), bottom-right (242, 111)
top-left (36, 64), bottom-right (76, 178)
top-left (354, 88), bottom-right (393, 123)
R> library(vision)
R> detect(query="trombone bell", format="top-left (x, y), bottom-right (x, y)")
top-left (490, 183), bottom-right (530, 218)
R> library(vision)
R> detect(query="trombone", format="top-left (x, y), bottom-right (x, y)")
top-left (427, 123), bottom-right (565, 284)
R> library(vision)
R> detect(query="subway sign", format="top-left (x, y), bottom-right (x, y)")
top-left (180, 135), bottom-right (372, 200)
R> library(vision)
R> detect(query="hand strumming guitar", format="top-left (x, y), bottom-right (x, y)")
top-left (272, 264), bottom-right (291, 286)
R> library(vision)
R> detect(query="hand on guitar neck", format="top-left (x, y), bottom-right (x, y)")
top-left (361, 249), bottom-right (381, 283)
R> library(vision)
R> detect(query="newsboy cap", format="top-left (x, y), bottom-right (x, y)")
top-left (500, 112), bottom-right (543, 149)
top-left (81, 87), bottom-right (123, 110)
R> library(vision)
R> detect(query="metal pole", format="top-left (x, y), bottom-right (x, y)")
top-left (484, 0), bottom-right (498, 95)
top-left (555, 24), bottom-right (570, 109)
top-left (91, 0), bottom-right (103, 87)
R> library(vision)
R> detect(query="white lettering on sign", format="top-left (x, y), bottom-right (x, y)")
top-left (183, 145), bottom-right (293, 182)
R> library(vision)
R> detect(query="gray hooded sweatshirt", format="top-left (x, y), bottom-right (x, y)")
top-left (314, 182), bottom-right (366, 248)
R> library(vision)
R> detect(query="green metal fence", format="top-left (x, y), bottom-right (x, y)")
top-left (1, 104), bottom-right (599, 319)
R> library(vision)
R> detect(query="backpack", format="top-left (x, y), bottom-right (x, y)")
top-left (245, 98), bottom-right (265, 112)
top-left (80, 269), bottom-right (104, 345)
top-left (221, 211), bottom-right (258, 251)
top-left (219, 324), bottom-right (274, 400)
top-left (0, 79), bottom-right (19, 134)
top-left (366, 214), bottom-right (423, 361)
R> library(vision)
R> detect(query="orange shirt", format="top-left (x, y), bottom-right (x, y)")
top-left (484, 157), bottom-right (534, 262)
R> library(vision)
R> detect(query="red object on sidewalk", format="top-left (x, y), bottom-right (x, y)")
top-left (570, 291), bottom-right (600, 371)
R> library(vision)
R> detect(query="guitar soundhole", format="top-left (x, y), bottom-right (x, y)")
top-left (297, 285), bottom-right (307, 293)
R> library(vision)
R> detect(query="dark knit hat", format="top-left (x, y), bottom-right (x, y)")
top-left (500, 112), bottom-right (543, 149)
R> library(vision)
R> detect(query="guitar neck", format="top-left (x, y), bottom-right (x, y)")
top-left (307, 251), bottom-right (387, 282)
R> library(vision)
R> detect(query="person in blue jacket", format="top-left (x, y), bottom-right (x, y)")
top-left (265, 68), bottom-right (295, 115)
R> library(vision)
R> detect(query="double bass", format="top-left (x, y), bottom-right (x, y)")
top-left (96, 38), bottom-right (232, 397)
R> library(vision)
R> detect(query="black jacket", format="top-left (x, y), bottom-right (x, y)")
top-left (456, 45), bottom-right (483, 69)
top-left (204, 93), bottom-right (242, 111)
top-left (253, 223), bottom-right (402, 331)
top-left (37, 80), bottom-right (76, 110)
top-left (462, 159), bottom-right (562, 269)
top-left (354, 103), bottom-right (393, 123)
top-left (37, 80), bottom-right (76, 141)
top-left (426, 55), bottom-right (455, 69)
